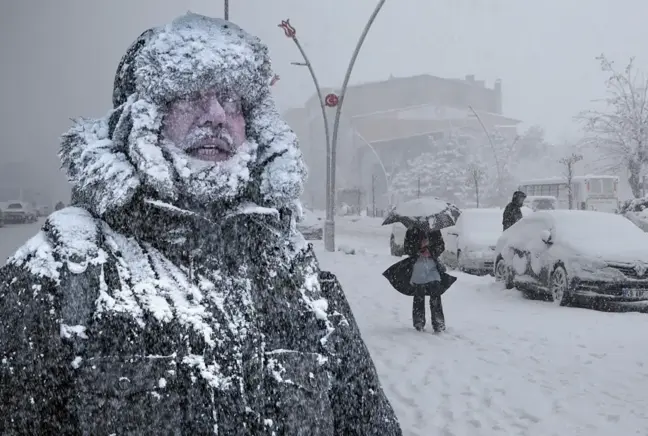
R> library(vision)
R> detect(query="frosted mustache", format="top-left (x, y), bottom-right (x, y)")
top-left (184, 128), bottom-right (233, 148)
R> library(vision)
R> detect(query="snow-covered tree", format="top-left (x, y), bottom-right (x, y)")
top-left (578, 55), bottom-right (648, 197)
top-left (391, 134), bottom-right (471, 205)
top-left (465, 159), bottom-right (487, 207)
top-left (559, 152), bottom-right (584, 209)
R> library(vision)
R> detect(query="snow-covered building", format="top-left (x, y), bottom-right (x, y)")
top-left (284, 74), bottom-right (521, 211)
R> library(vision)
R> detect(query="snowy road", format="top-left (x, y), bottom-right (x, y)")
top-left (2, 216), bottom-right (648, 434)
top-left (0, 220), bottom-right (44, 264)
top-left (315, 217), bottom-right (648, 436)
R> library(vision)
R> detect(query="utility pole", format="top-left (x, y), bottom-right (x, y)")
top-left (224, 0), bottom-right (229, 20)
top-left (559, 153), bottom-right (583, 209)
top-left (417, 177), bottom-right (421, 199)
top-left (371, 173), bottom-right (376, 217)
top-left (280, 0), bottom-right (387, 252)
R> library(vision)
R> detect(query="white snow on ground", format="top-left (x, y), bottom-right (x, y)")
top-left (0, 219), bottom-right (46, 264)
top-left (314, 215), bottom-right (648, 436)
top-left (3, 215), bottom-right (648, 434)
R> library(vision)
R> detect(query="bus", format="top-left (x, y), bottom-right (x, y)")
top-left (517, 175), bottom-right (619, 213)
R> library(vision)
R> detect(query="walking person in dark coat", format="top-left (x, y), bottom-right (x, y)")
top-left (383, 225), bottom-right (456, 333)
top-left (406, 227), bottom-right (447, 332)
top-left (502, 190), bottom-right (527, 231)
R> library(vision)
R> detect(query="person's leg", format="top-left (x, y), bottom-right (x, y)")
top-left (430, 294), bottom-right (446, 332)
top-left (412, 293), bottom-right (426, 331)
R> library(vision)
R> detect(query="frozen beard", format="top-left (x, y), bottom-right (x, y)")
top-left (184, 127), bottom-right (235, 162)
top-left (159, 135), bottom-right (257, 208)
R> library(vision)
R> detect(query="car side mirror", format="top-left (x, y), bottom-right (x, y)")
top-left (540, 230), bottom-right (553, 245)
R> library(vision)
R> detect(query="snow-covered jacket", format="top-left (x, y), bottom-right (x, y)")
top-left (0, 14), bottom-right (402, 435)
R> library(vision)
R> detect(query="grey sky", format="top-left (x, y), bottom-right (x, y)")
top-left (2, 0), bottom-right (648, 200)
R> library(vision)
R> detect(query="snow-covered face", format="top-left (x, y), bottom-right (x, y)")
top-left (162, 88), bottom-right (247, 162)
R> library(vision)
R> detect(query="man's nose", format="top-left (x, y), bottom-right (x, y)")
top-left (198, 97), bottom-right (226, 127)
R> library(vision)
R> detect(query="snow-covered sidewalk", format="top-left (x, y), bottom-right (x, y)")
top-left (315, 221), bottom-right (648, 435)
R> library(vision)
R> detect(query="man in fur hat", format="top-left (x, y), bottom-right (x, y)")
top-left (0, 14), bottom-right (402, 435)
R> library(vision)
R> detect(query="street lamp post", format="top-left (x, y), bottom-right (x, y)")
top-left (278, 19), bottom-right (333, 245)
top-left (468, 105), bottom-right (503, 199)
top-left (280, 0), bottom-right (387, 251)
top-left (326, 0), bottom-right (387, 251)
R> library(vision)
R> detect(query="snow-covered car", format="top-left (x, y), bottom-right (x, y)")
top-left (494, 210), bottom-right (648, 306)
top-left (524, 195), bottom-right (557, 211)
top-left (620, 196), bottom-right (648, 232)
top-left (443, 208), bottom-right (501, 274)
top-left (297, 208), bottom-right (323, 240)
top-left (1, 201), bottom-right (38, 224)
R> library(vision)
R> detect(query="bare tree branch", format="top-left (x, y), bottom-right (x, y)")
top-left (576, 54), bottom-right (648, 197)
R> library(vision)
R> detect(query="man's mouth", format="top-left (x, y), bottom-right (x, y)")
top-left (186, 138), bottom-right (234, 160)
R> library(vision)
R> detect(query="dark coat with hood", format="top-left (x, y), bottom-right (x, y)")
top-left (383, 226), bottom-right (456, 297)
top-left (503, 191), bottom-right (526, 231)
top-left (0, 14), bottom-right (402, 436)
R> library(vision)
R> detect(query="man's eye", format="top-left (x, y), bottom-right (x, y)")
top-left (223, 99), bottom-right (241, 113)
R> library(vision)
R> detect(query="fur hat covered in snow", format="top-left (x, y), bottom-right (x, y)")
top-left (61, 13), bottom-right (306, 217)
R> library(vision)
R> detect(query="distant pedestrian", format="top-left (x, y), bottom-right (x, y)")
top-left (503, 191), bottom-right (526, 231)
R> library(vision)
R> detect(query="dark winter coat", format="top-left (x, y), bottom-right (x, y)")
top-left (502, 191), bottom-right (526, 231)
top-left (383, 227), bottom-right (457, 297)
top-left (0, 14), bottom-right (402, 436)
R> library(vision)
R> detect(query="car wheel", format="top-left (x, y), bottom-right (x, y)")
top-left (495, 257), bottom-right (514, 289)
top-left (550, 265), bottom-right (571, 306)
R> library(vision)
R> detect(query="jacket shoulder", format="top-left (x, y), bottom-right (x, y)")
top-left (7, 206), bottom-right (105, 282)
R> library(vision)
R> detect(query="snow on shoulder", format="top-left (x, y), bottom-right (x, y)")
top-left (8, 207), bottom-right (104, 281)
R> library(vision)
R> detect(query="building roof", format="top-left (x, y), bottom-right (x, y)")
top-left (305, 73), bottom-right (503, 116)
top-left (351, 110), bottom-right (521, 144)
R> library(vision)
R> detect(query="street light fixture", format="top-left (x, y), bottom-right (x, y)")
top-left (279, 0), bottom-right (387, 251)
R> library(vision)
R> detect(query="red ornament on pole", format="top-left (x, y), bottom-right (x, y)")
top-left (325, 93), bottom-right (339, 107)
top-left (278, 20), bottom-right (296, 38)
